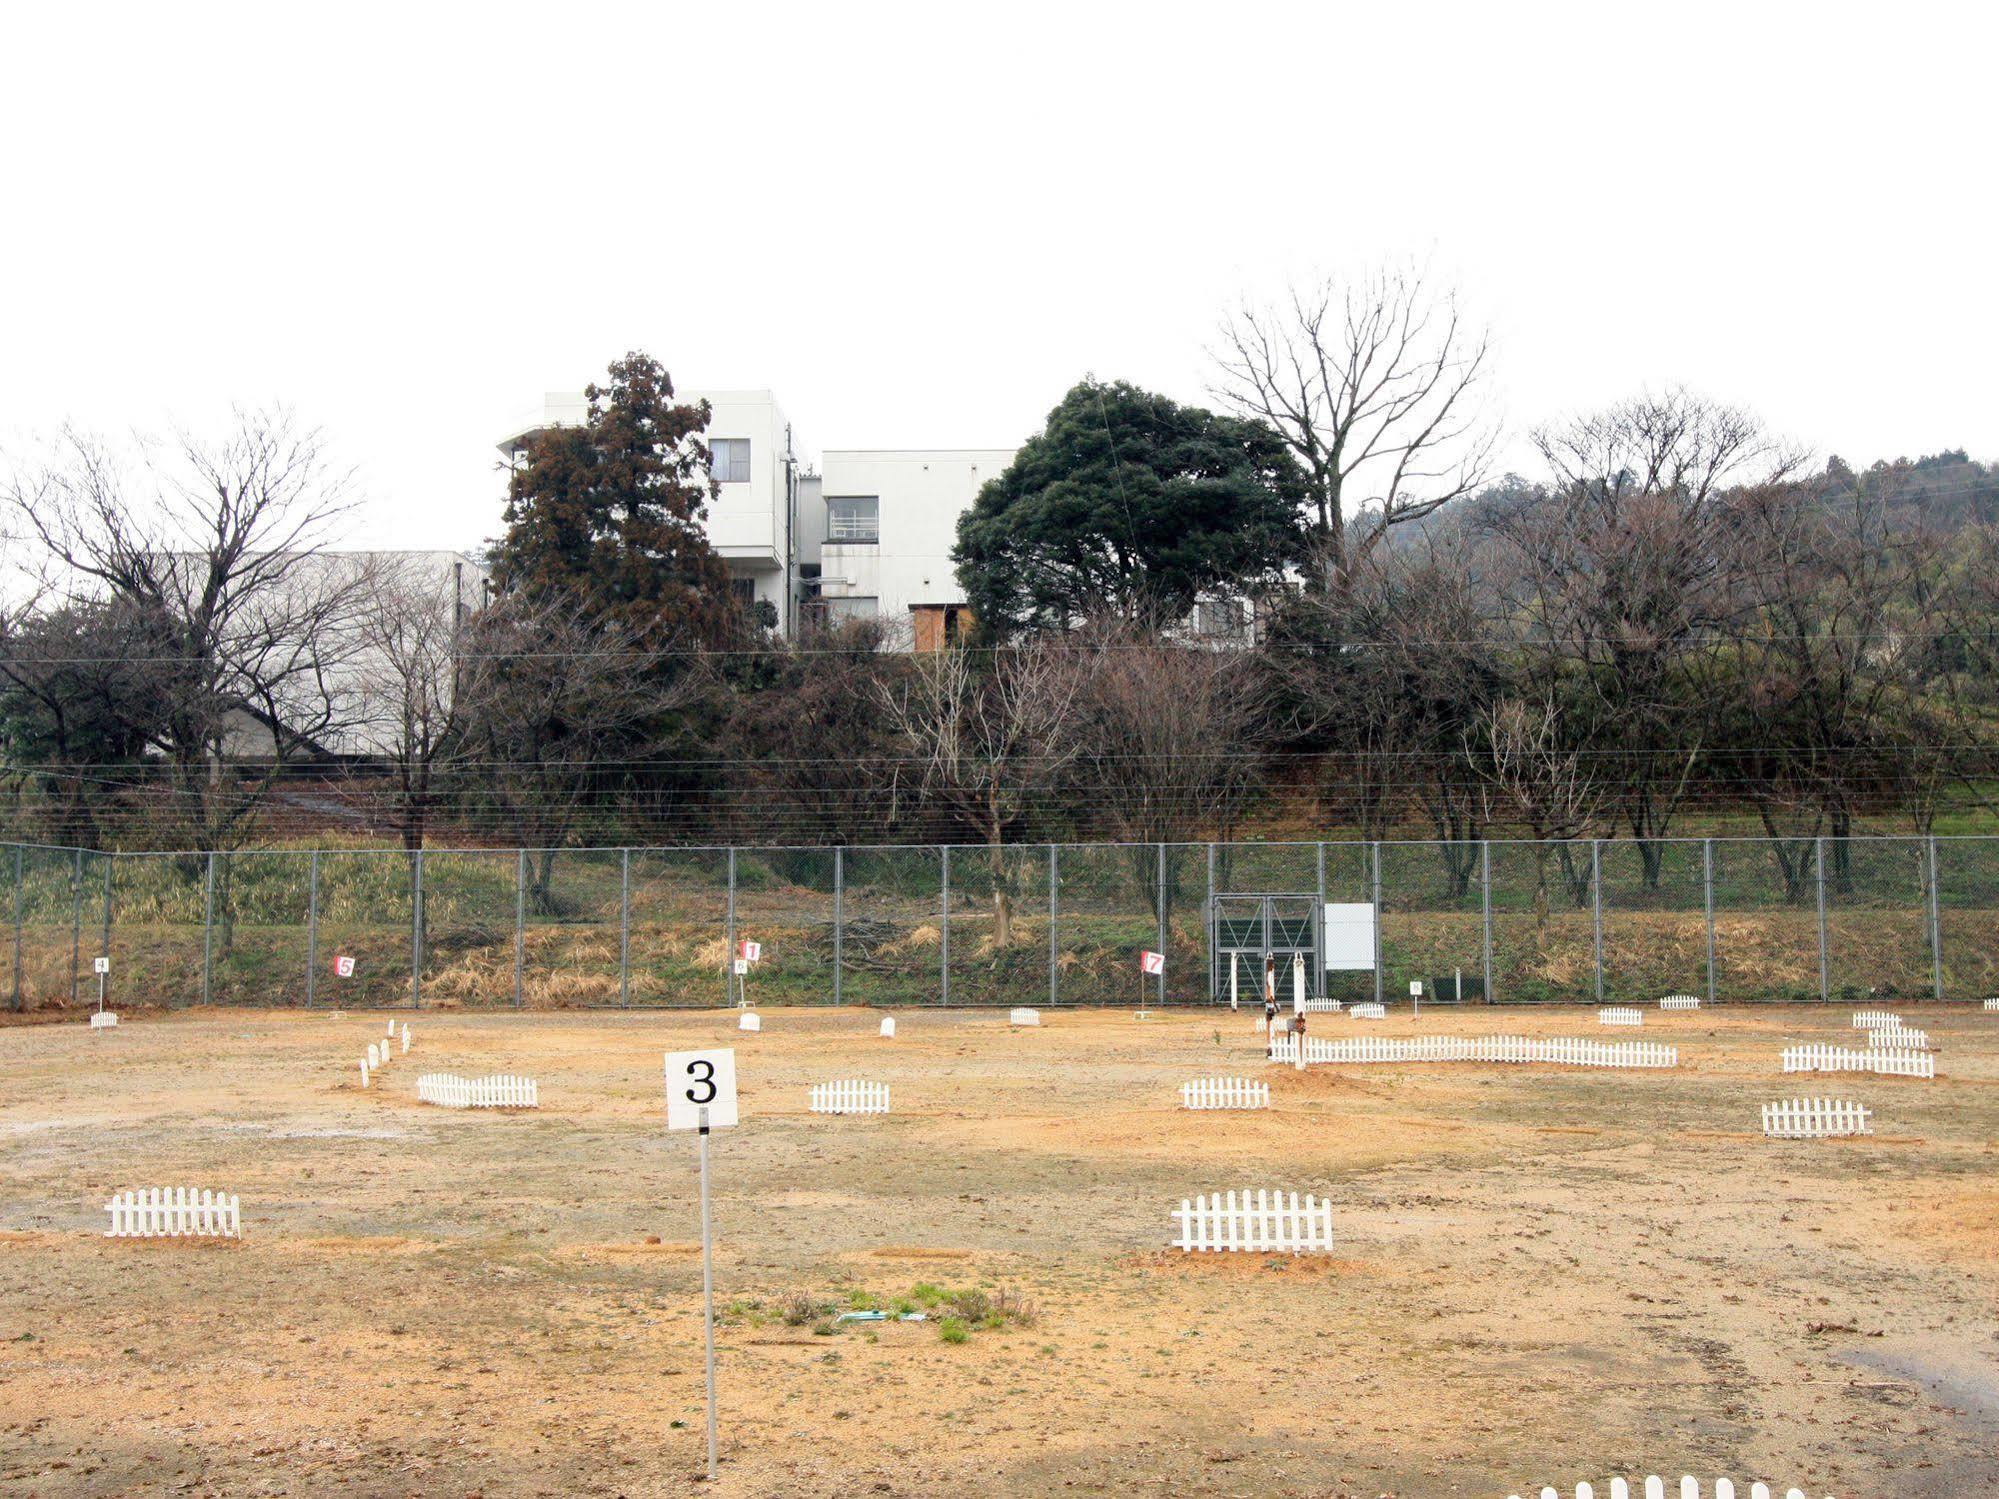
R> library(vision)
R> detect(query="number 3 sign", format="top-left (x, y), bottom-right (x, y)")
top-left (664, 1048), bottom-right (739, 1131)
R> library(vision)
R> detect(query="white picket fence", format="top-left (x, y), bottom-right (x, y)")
top-left (1781, 1043), bottom-right (1933, 1079)
top-left (809, 1080), bottom-right (890, 1115)
top-left (104, 1187), bottom-right (240, 1239)
top-left (416, 1073), bottom-right (540, 1109)
top-left (1009, 1007), bottom-right (1041, 1026)
top-left (1658, 994), bottom-right (1701, 1010)
top-left (1851, 1010), bottom-right (1901, 1030)
top-left (1984, 997), bottom-right (1999, 1011)
top-left (1510, 1479), bottom-right (1828, 1499)
top-left (1598, 1007), bottom-right (1643, 1026)
top-left (89, 1012), bottom-right (118, 1029)
top-left (1866, 1025), bottom-right (1929, 1051)
top-left (1271, 1033), bottom-right (1677, 1069)
top-left (1180, 1076), bottom-right (1270, 1110)
top-left (1297, 997), bottom-right (1345, 1013)
top-left (1171, 1189), bottom-right (1334, 1253)
top-left (1347, 1003), bottom-right (1386, 1019)
top-left (1761, 1098), bottom-right (1872, 1139)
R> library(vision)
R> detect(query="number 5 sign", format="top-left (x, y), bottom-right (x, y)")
top-left (664, 1048), bottom-right (739, 1131)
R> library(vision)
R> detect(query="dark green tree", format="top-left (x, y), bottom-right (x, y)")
top-left (493, 352), bottom-right (740, 646)
top-left (952, 379), bottom-right (1308, 638)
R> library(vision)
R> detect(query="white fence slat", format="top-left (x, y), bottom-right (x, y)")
top-left (1180, 1076), bottom-right (1270, 1110)
top-left (1599, 1007), bottom-right (1644, 1026)
top-left (810, 1079), bottom-right (890, 1115)
top-left (416, 1072), bottom-right (541, 1109)
top-left (105, 1186), bottom-right (241, 1239)
top-left (1270, 1033), bottom-right (1676, 1070)
top-left (1781, 1043), bottom-right (1933, 1079)
top-left (1509, 1479), bottom-right (1823, 1499)
top-left (1170, 1187), bottom-right (1333, 1253)
top-left (1347, 1003), bottom-right (1386, 1019)
top-left (1983, 997), bottom-right (1999, 1011)
top-left (1851, 1009), bottom-right (1900, 1030)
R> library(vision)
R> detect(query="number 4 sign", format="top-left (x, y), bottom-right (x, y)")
top-left (665, 1048), bottom-right (740, 1131)
top-left (1139, 950), bottom-right (1165, 976)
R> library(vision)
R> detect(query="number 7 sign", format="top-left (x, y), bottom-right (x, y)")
top-left (664, 1048), bottom-right (739, 1131)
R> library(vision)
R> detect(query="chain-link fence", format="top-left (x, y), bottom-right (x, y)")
top-left (7, 836), bottom-right (1995, 1011)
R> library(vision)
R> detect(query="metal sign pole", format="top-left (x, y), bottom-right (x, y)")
top-left (698, 1105), bottom-right (717, 1483)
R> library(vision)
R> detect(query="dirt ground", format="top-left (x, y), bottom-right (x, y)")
top-left (2, 1003), bottom-right (1996, 1499)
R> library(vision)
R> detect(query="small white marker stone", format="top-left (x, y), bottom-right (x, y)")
top-left (879, 1016), bottom-right (896, 1038)
top-left (739, 1012), bottom-right (761, 1032)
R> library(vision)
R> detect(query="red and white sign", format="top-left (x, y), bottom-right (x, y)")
top-left (738, 940), bottom-right (762, 963)
top-left (1139, 949), bottom-right (1165, 976)
top-left (334, 955), bottom-right (356, 978)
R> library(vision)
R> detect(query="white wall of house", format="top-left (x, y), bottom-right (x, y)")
top-left (815, 448), bottom-right (1015, 637)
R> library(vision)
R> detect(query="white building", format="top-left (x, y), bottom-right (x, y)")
top-left (814, 448), bottom-right (1012, 649)
top-left (498, 389), bottom-right (1008, 648)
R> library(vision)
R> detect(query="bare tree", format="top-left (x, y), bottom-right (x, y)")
top-left (348, 556), bottom-right (482, 851)
top-left (455, 595), bottom-right (703, 910)
top-left (1483, 388), bottom-right (1805, 888)
top-left (3, 410), bottom-right (368, 861)
top-left (1211, 263), bottom-right (1496, 590)
top-left (877, 642), bottom-right (1081, 947)
top-left (1477, 693), bottom-right (1605, 921)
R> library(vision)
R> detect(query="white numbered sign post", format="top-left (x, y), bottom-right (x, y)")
top-left (92, 955), bottom-right (109, 1012)
top-left (664, 1048), bottom-right (739, 1481)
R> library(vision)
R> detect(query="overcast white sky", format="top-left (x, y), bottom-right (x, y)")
top-left (3, 2), bottom-right (1994, 554)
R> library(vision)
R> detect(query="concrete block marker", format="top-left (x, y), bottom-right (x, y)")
top-left (105, 1187), bottom-right (240, 1239)
top-left (1509, 1479), bottom-right (1826, 1499)
top-left (1762, 1098), bottom-right (1871, 1139)
top-left (1009, 1007), bottom-right (1040, 1026)
top-left (89, 1012), bottom-right (118, 1029)
top-left (738, 1012), bottom-right (761, 1032)
top-left (1659, 994), bottom-right (1701, 1010)
top-left (1598, 1007), bottom-right (1644, 1026)
top-left (1171, 1189), bottom-right (1334, 1253)
top-left (878, 1016), bottom-right (896, 1038)
top-left (1180, 1077), bottom-right (1269, 1110)
top-left (416, 1073), bottom-right (539, 1109)
top-left (809, 1080), bottom-right (890, 1115)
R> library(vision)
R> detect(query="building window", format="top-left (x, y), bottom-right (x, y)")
top-left (710, 438), bottom-right (751, 484)
top-left (825, 595), bottom-right (879, 621)
top-left (826, 496), bottom-right (879, 544)
top-left (1195, 599), bottom-right (1249, 641)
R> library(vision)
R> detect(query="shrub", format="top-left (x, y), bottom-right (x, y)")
top-left (937, 1316), bottom-right (968, 1345)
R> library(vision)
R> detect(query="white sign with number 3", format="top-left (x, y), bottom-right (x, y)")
top-left (664, 1048), bottom-right (739, 1131)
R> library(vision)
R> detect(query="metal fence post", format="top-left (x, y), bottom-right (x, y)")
top-left (100, 856), bottom-right (112, 989)
top-left (1927, 835), bottom-right (1944, 1003)
top-left (725, 848), bottom-right (737, 1007)
top-left (1371, 840), bottom-right (1383, 1007)
top-left (1480, 839), bottom-right (1494, 1005)
top-left (202, 851), bottom-right (215, 1006)
top-left (411, 848), bottom-right (424, 1009)
top-left (1590, 839), bottom-right (1603, 1004)
top-left (1048, 845), bottom-right (1059, 1007)
top-left (70, 848), bottom-right (81, 1007)
top-left (1155, 843), bottom-right (1167, 1007)
top-left (1814, 836), bottom-right (1829, 1003)
top-left (1703, 838), bottom-right (1716, 1006)
top-left (939, 845), bottom-right (951, 1006)
top-left (514, 849), bottom-right (526, 1008)
top-left (305, 850), bottom-right (320, 1008)
top-left (10, 846), bottom-right (22, 1012)
top-left (833, 846), bottom-right (844, 1007)
top-left (619, 848), bottom-right (631, 1008)
top-left (1207, 842), bottom-right (1218, 1003)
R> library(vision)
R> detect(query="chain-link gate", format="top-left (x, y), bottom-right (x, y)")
top-left (1210, 894), bottom-right (1322, 1005)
